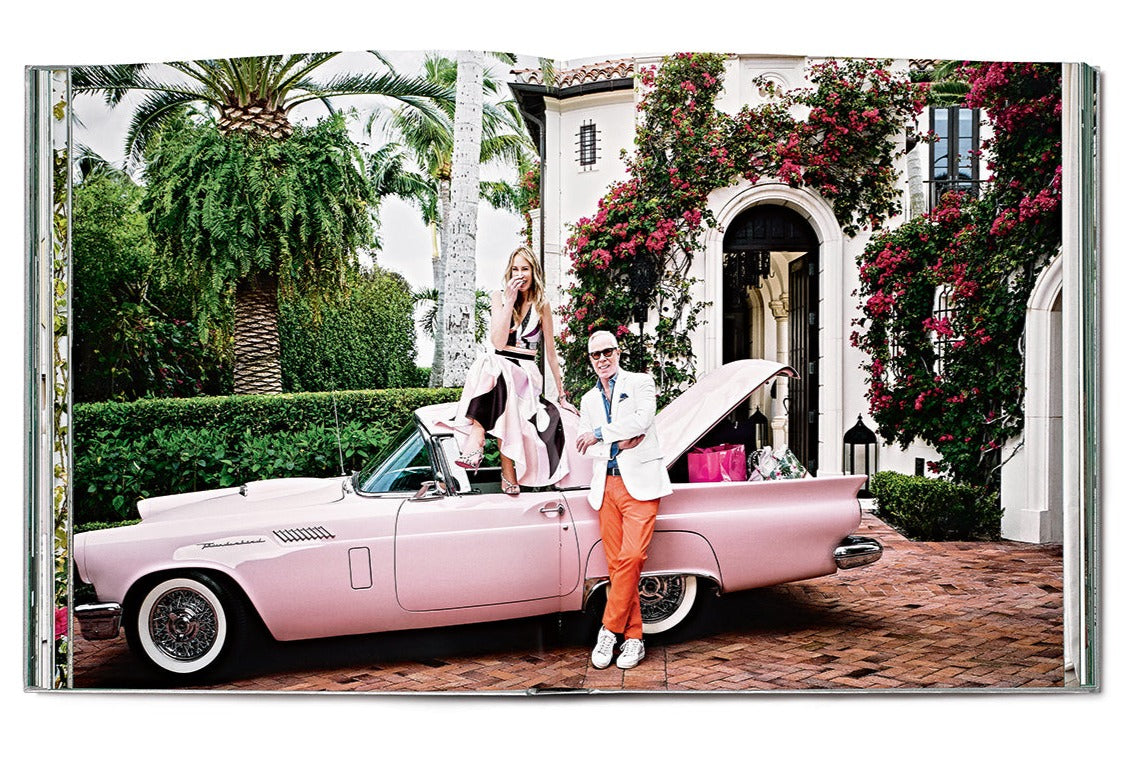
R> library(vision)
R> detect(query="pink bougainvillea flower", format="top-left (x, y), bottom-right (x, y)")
top-left (55, 607), bottom-right (67, 640)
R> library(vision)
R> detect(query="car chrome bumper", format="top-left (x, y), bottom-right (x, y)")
top-left (74, 603), bottom-right (122, 641)
top-left (834, 536), bottom-right (883, 569)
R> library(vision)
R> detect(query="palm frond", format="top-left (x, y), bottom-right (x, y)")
top-left (367, 50), bottom-right (398, 72)
top-left (538, 58), bottom-right (557, 88)
top-left (930, 81), bottom-right (971, 106)
top-left (272, 52), bottom-right (343, 99)
top-left (368, 143), bottom-right (437, 203)
top-left (71, 63), bottom-right (150, 104)
top-left (74, 143), bottom-right (128, 184)
top-left (123, 89), bottom-right (214, 164)
top-left (925, 60), bottom-right (971, 106)
top-left (290, 71), bottom-right (455, 109)
top-left (413, 287), bottom-right (492, 341)
top-left (479, 180), bottom-right (522, 213)
top-left (479, 132), bottom-right (535, 167)
top-left (167, 60), bottom-right (232, 101)
top-left (489, 51), bottom-right (519, 66)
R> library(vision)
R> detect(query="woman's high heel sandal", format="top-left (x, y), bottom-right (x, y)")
top-left (501, 479), bottom-right (520, 496)
top-left (455, 448), bottom-right (483, 472)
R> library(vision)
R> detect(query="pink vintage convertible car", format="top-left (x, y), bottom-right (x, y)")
top-left (74, 359), bottom-right (881, 678)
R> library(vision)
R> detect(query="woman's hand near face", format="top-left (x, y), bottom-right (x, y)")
top-left (502, 274), bottom-right (524, 307)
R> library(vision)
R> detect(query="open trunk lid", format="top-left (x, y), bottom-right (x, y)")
top-left (656, 359), bottom-right (796, 467)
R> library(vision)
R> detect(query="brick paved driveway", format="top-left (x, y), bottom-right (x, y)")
top-left (72, 514), bottom-right (1066, 693)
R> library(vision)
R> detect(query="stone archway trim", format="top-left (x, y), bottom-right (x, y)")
top-left (1005, 253), bottom-right (1064, 543)
top-left (704, 182), bottom-right (846, 475)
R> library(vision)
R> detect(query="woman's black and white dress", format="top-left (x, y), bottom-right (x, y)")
top-left (439, 303), bottom-right (568, 486)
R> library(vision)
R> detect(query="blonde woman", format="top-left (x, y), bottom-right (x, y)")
top-left (444, 246), bottom-right (575, 495)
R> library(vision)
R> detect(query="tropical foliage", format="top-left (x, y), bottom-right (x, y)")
top-left (73, 54), bottom-right (451, 164)
top-left (141, 112), bottom-right (375, 393)
top-left (559, 53), bottom-right (926, 402)
top-left (853, 62), bottom-right (1061, 489)
top-left (72, 168), bottom-right (229, 401)
top-left (74, 53), bottom-right (452, 394)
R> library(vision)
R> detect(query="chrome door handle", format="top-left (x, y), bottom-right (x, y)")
top-left (539, 503), bottom-right (565, 518)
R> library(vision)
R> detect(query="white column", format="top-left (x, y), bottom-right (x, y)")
top-left (769, 296), bottom-right (789, 448)
top-left (1059, 62), bottom-right (1098, 686)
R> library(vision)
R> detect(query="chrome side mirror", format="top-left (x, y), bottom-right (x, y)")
top-left (411, 480), bottom-right (444, 501)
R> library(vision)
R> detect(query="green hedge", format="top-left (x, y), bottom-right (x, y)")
top-left (279, 267), bottom-right (419, 392)
top-left (870, 470), bottom-right (1001, 541)
top-left (74, 387), bottom-right (459, 526)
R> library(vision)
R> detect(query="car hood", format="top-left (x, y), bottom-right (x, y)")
top-left (136, 476), bottom-right (348, 522)
top-left (656, 358), bottom-right (796, 466)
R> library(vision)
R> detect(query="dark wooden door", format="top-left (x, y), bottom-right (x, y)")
top-left (788, 253), bottom-right (819, 474)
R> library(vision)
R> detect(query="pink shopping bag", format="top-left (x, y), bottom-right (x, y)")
top-left (688, 443), bottom-right (747, 482)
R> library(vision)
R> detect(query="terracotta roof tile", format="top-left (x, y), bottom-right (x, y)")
top-left (512, 58), bottom-right (635, 89)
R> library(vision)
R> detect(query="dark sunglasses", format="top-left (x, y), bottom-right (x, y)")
top-left (589, 347), bottom-right (619, 360)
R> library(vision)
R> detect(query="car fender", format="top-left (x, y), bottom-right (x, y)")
top-left (582, 529), bottom-right (722, 608)
top-left (113, 537), bottom-right (322, 637)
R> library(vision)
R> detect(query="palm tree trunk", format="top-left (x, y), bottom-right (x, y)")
top-left (232, 273), bottom-right (283, 394)
top-left (442, 51), bottom-right (484, 387)
top-left (429, 184), bottom-right (450, 386)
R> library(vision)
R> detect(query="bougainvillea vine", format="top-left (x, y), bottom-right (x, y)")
top-left (853, 62), bottom-right (1061, 489)
top-left (558, 53), bottom-right (926, 403)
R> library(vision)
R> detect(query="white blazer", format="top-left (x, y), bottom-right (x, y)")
top-left (578, 369), bottom-right (673, 510)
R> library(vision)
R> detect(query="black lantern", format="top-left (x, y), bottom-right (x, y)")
top-left (747, 406), bottom-right (769, 451)
top-left (843, 414), bottom-right (878, 497)
top-left (628, 253), bottom-right (658, 327)
top-left (724, 249), bottom-right (772, 292)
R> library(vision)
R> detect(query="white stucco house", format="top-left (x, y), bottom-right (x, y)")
top-left (508, 54), bottom-right (1084, 554)
top-left (509, 52), bottom-right (1096, 684)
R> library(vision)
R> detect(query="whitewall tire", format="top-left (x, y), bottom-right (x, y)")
top-left (130, 574), bottom-right (237, 676)
top-left (639, 574), bottom-right (699, 636)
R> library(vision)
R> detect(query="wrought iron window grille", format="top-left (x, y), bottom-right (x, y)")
top-left (577, 121), bottom-right (599, 168)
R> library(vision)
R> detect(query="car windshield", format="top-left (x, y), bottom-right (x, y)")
top-left (356, 421), bottom-right (436, 494)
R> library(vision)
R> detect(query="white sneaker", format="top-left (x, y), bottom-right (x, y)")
top-left (616, 638), bottom-right (645, 669)
top-left (591, 626), bottom-right (617, 669)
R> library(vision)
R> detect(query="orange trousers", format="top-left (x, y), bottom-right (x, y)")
top-left (598, 475), bottom-right (659, 640)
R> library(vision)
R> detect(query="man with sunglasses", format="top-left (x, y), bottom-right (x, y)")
top-left (576, 329), bottom-right (672, 670)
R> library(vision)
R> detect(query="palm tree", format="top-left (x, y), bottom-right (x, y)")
top-left (443, 50), bottom-right (486, 387)
top-left (74, 54), bottom-right (452, 165)
top-left (369, 53), bottom-right (534, 384)
top-left (73, 53), bottom-right (453, 393)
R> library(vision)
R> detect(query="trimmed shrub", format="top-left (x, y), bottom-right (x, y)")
top-left (279, 267), bottom-right (419, 392)
top-left (74, 387), bottom-right (459, 526)
top-left (870, 470), bottom-right (1001, 541)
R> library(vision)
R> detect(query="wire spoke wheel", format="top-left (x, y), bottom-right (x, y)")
top-left (131, 575), bottom-right (236, 676)
top-left (148, 587), bottom-right (221, 662)
top-left (638, 574), bottom-right (699, 635)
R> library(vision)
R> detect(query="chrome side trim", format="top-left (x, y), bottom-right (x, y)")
top-left (273, 526), bottom-right (335, 543)
top-left (74, 602), bottom-right (122, 641)
top-left (834, 535), bottom-right (883, 569)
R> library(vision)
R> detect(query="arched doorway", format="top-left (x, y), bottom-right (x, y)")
top-left (722, 205), bottom-right (820, 473)
top-left (1003, 255), bottom-right (1064, 544)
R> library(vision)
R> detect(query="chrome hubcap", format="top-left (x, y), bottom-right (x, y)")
top-left (638, 575), bottom-right (686, 623)
top-left (148, 588), bottom-right (219, 661)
